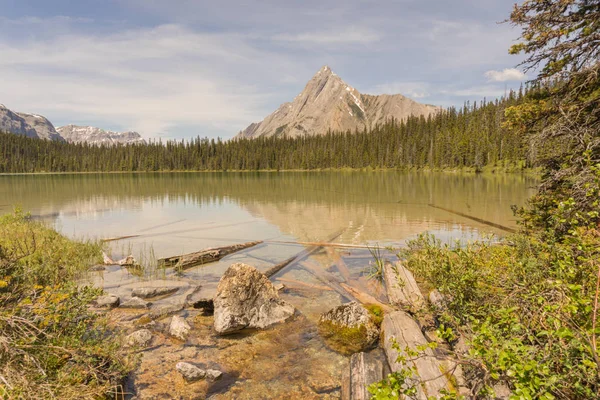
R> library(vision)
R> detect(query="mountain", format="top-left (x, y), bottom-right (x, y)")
top-left (0, 104), bottom-right (64, 141)
top-left (56, 125), bottom-right (146, 145)
top-left (236, 65), bottom-right (441, 139)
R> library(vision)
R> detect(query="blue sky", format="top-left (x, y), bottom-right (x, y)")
top-left (0, 0), bottom-right (526, 140)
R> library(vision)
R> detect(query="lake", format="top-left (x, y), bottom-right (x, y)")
top-left (0, 171), bottom-right (538, 398)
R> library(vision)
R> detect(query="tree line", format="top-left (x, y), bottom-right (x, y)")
top-left (0, 90), bottom-right (530, 173)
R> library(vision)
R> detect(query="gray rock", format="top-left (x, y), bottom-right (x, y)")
top-left (318, 302), bottom-right (379, 354)
top-left (429, 289), bottom-right (448, 310)
top-left (148, 303), bottom-right (185, 320)
top-left (175, 362), bottom-right (205, 382)
top-left (132, 286), bottom-right (178, 299)
top-left (0, 104), bottom-right (64, 141)
top-left (120, 297), bottom-right (152, 309)
top-left (205, 369), bottom-right (223, 381)
top-left (213, 263), bottom-right (295, 334)
top-left (95, 294), bottom-right (120, 308)
top-left (125, 329), bottom-right (152, 347)
top-left (169, 315), bottom-right (191, 340)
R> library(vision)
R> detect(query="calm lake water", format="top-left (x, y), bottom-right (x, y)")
top-left (0, 171), bottom-right (538, 398)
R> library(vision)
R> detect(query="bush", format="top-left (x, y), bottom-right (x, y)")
top-left (0, 211), bottom-right (134, 399)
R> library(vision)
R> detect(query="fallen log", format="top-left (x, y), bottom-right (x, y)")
top-left (275, 277), bottom-right (334, 291)
top-left (382, 311), bottom-right (452, 399)
top-left (428, 203), bottom-right (516, 233)
top-left (263, 228), bottom-right (347, 279)
top-left (325, 247), bottom-right (352, 282)
top-left (268, 240), bottom-right (379, 250)
top-left (341, 350), bottom-right (389, 400)
top-left (159, 241), bottom-right (262, 270)
top-left (383, 261), bottom-right (424, 312)
top-left (340, 283), bottom-right (392, 313)
top-left (101, 235), bottom-right (141, 243)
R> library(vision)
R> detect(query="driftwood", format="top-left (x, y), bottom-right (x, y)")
top-left (275, 277), bottom-right (334, 292)
top-left (382, 311), bottom-right (452, 399)
top-left (159, 241), bottom-right (262, 270)
top-left (264, 228), bottom-right (347, 280)
top-left (325, 247), bottom-right (352, 281)
top-left (341, 350), bottom-right (389, 400)
top-left (268, 240), bottom-right (379, 250)
top-left (263, 256), bottom-right (296, 278)
top-left (101, 235), bottom-right (141, 243)
top-left (383, 261), bottom-right (424, 312)
top-left (428, 203), bottom-right (516, 233)
top-left (340, 283), bottom-right (392, 312)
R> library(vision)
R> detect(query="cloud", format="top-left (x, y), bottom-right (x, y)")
top-left (484, 68), bottom-right (526, 82)
top-left (274, 28), bottom-right (381, 45)
top-left (370, 82), bottom-right (431, 100)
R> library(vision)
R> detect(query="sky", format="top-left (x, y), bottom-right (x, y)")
top-left (0, 0), bottom-right (527, 140)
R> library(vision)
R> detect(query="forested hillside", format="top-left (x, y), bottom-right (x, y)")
top-left (0, 91), bottom-right (528, 173)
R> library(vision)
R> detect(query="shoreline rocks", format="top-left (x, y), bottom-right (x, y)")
top-left (132, 286), bottom-right (179, 299)
top-left (318, 302), bottom-right (379, 355)
top-left (95, 294), bottom-right (120, 308)
top-left (169, 315), bottom-right (191, 341)
top-left (213, 263), bottom-right (295, 334)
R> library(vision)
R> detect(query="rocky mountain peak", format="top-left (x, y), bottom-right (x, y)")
top-left (236, 66), bottom-right (440, 139)
top-left (56, 125), bottom-right (146, 145)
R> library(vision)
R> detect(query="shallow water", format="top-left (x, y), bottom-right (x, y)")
top-left (0, 171), bottom-right (538, 398)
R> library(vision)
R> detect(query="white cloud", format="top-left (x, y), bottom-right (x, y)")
top-left (369, 82), bottom-right (431, 100)
top-left (274, 27), bottom-right (381, 45)
top-left (484, 68), bottom-right (526, 82)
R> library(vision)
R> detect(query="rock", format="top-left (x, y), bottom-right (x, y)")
top-left (274, 283), bottom-right (285, 292)
top-left (382, 310), bottom-right (451, 399)
top-left (429, 289), bottom-right (446, 309)
top-left (102, 252), bottom-right (115, 265)
top-left (117, 255), bottom-right (138, 267)
top-left (318, 302), bottom-right (379, 355)
top-left (383, 261), bottom-right (424, 311)
top-left (132, 286), bottom-right (179, 299)
top-left (341, 350), bottom-right (389, 400)
top-left (169, 315), bottom-right (191, 340)
top-left (120, 297), bottom-right (152, 309)
top-left (56, 125), bottom-right (146, 145)
top-left (213, 263), bottom-right (295, 334)
top-left (148, 303), bottom-right (185, 320)
top-left (95, 294), bottom-right (120, 308)
top-left (493, 382), bottom-right (511, 399)
top-left (89, 264), bottom-right (105, 271)
top-left (125, 329), bottom-right (152, 347)
top-left (175, 362), bottom-right (205, 382)
top-left (205, 369), bottom-right (223, 381)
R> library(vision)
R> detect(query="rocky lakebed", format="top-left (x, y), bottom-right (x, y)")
top-left (87, 244), bottom-right (472, 400)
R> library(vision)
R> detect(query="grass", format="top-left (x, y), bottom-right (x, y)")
top-left (0, 210), bottom-right (135, 399)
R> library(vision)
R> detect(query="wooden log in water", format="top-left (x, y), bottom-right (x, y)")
top-left (340, 282), bottom-right (392, 312)
top-left (101, 235), bottom-right (141, 243)
top-left (263, 256), bottom-right (297, 278)
top-left (325, 247), bottom-right (352, 282)
top-left (268, 240), bottom-right (377, 250)
top-left (428, 203), bottom-right (516, 233)
top-left (159, 240), bottom-right (262, 270)
top-left (275, 277), bottom-right (334, 292)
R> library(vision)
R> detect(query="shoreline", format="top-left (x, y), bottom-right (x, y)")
top-left (0, 165), bottom-right (542, 176)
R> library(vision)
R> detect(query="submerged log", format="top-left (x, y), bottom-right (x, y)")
top-left (263, 256), bottom-right (296, 278)
top-left (341, 350), bottom-right (390, 400)
top-left (428, 203), bottom-right (516, 233)
top-left (325, 247), bottom-right (352, 282)
top-left (275, 277), bottom-right (334, 292)
top-left (383, 261), bottom-right (424, 312)
top-left (159, 241), bottom-right (262, 270)
top-left (340, 283), bottom-right (392, 313)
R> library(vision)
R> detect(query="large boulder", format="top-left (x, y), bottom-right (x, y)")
top-left (213, 263), bottom-right (295, 334)
top-left (318, 302), bottom-right (379, 355)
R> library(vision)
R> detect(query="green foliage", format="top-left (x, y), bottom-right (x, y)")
top-left (365, 303), bottom-right (384, 327)
top-left (0, 92), bottom-right (528, 172)
top-left (0, 211), bottom-right (134, 399)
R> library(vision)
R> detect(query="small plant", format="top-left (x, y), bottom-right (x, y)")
top-left (366, 244), bottom-right (386, 282)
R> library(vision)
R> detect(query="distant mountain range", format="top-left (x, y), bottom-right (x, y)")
top-left (0, 104), bottom-right (145, 145)
top-left (236, 65), bottom-right (441, 139)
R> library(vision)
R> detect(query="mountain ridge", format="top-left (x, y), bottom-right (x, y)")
top-left (236, 66), bottom-right (441, 139)
top-left (0, 104), bottom-right (144, 145)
